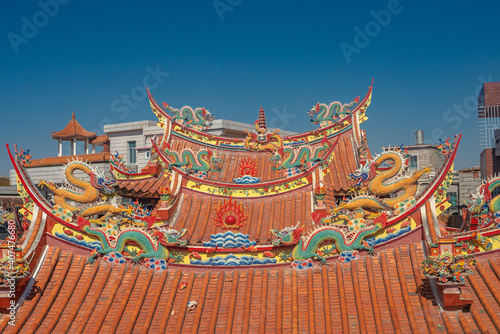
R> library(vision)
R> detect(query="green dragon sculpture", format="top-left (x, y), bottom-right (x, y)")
top-left (465, 176), bottom-right (500, 228)
top-left (271, 214), bottom-right (387, 264)
top-left (78, 216), bottom-right (187, 263)
top-left (307, 97), bottom-right (359, 127)
top-left (164, 144), bottom-right (222, 174)
top-left (162, 102), bottom-right (214, 130)
top-left (270, 136), bottom-right (330, 171)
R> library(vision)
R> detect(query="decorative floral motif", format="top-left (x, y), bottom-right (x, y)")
top-left (347, 218), bottom-right (367, 232)
top-left (0, 259), bottom-right (30, 284)
top-left (103, 252), bottom-right (126, 264)
top-left (422, 253), bottom-right (475, 283)
top-left (0, 209), bottom-right (11, 227)
top-left (314, 185), bottom-right (327, 195)
top-left (110, 151), bottom-right (135, 173)
top-left (50, 205), bottom-right (73, 223)
top-left (435, 170), bottom-right (453, 205)
top-left (158, 187), bottom-right (171, 201)
top-left (15, 148), bottom-right (32, 165)
top-left (102, 222), bottom-right (120, 236)
top-left (158, 187), bottom-right (171, 196)
top-left (144, 258), bottom-right (168, 271)
top-left (436, 138), bottom-right (453, 156)
top-left (393, 197), bottom-right (416, 216)
top-left (291, 258), bottom-right (313, 269)
top-left (339, 250), bottom-right (360, 263)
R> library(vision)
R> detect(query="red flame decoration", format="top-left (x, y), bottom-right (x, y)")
top-left (237, 157), bottom-right (258, 178)
top-left (214, 197), bottom-right (247, 230)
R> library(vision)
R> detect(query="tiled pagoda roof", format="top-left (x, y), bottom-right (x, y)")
top-left (3, 244), bottom-right (500, 333)
top-left (51, 112), bottom-right (96, 140)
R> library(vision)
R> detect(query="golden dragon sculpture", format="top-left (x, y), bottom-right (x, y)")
top-left (342, 149), bottom-right (430, 213)
top-left (39, 160), bottom-right (126, 220)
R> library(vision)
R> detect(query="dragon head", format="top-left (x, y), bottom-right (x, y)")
top-left (270, 147), bottom-right (284, 170)
top-left (206, 150), bottom-right (222, 171)
top-left (156, 227), bottom-right (188, 247)
top-left (466, 187), bottom-right (487, 213)
top-left (203, 108), bottom-right (215, 124)
top-left (89, 166), bottom-right (116, 194)
top-left (307, 102), bottom-right (321, 118)
top-left (271, 222), bottom-right (303, 246)
top-left (348, 159), bottom-right (376, 186)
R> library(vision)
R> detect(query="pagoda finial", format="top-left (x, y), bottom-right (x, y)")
top-left (72, 112), bottom-right (75, 119)
top-left (258, 107), bottom-right (267, 132)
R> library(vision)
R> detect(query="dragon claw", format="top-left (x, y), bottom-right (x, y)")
top-left (422, 166), bottom-right (432, 175)
top-left (86, 253), bottom-right (97, 265)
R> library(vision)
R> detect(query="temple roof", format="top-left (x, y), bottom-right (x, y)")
top-left (89, 134), bottom-right (109, 145)
top-left (115, 130), bottom-right (359, 199)
top-left (3, 244), bottom-right (500, 333)
top-left (51, 112), bottom-right (96, 140)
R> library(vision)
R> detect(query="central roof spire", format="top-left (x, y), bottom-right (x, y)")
top-left (258, 107), bottom-right (267, 132)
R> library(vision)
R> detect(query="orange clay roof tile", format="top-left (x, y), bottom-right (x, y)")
top-left (89, 134), bottom-right (109, 145)
top-left (7, 232), bottom-right (500, 331)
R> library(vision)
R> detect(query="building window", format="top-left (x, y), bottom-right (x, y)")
top-left (145, 150), bottom-right (150, 158)
top-left (409, 155), bottom-right (418, 168)
top-left (128, 141), bottom-right (136, 164)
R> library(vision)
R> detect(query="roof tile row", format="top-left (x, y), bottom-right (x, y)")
top-left (4, 243), bottom-right (500, 333)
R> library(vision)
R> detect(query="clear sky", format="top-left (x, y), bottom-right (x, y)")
top-left (1, 1), bottom-right (499, 177)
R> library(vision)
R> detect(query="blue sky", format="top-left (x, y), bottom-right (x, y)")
top-left (1, 1), bottom-right (499, 176)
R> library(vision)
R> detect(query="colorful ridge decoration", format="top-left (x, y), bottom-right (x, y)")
top-left (162, 101), bottom-right (214, 130)
top-left (308, 97), bottom-right (359, 127)
top-left (203, 231), bottom-right (256, 248)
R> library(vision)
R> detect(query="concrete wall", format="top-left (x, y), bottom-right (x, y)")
top-left (104, 120), bottom-right (159, 172)
top-left (458, 168), bottom-right (482, 205)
